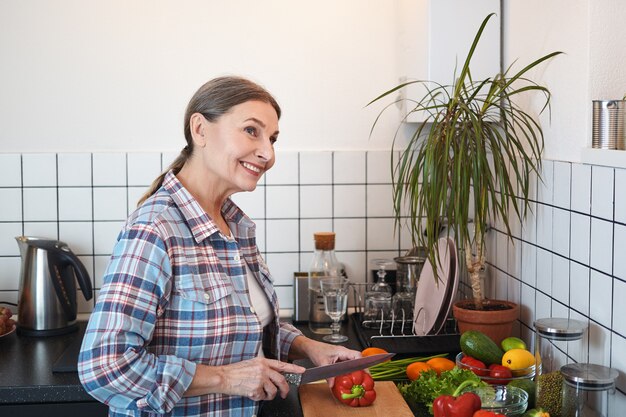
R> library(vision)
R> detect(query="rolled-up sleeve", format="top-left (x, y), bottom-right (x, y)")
top-left (278, 322), bottom-right (302, 362)
top-left (78, 225), bottom-right (196, 414)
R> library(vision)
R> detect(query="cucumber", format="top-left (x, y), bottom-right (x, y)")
top-left (460, 330), bottom-right (505, 365)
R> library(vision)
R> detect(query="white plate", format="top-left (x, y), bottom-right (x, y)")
top-left (0, 324), bottom-right (16, 339)
top-left (432, 237), bottom-right (459, 334)
top-left (412, 237), bottom-right (450, 336)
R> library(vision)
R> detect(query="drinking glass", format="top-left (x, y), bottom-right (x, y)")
top-left (370, 258), bottom-right (394, 293)
top-left (320, 278), bottom-right (350, 343)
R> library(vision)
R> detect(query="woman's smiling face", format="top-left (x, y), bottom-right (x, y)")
top-left (195, 100), bottom-right (279, 196)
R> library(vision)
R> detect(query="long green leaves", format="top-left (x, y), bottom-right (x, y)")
top-left (369, 13), bottom-right (562, 302)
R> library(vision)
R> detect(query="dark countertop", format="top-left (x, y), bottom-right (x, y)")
top-left (0, 318), bottom-right (363, 416)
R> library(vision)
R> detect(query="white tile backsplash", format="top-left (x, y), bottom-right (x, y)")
top-left (551, 255), bottom-right (569, 305)
top-left (58, 187), bottom-right (92, 221)
top-left (333, 151), bottom-right (365, 184)
top-left (299, 152), bottom-right (332, 184)
top-left (614, 223), bottom-right (626, 280)
top-left (0, 223), bottom-right (22, 256)
top-left (230, 187), bottom-right (265, 219)
top-left (22, 153), bottom-right (57, 187)
top-left (591, 165), bottom-right (614, 220)
top-left (23, 188), bottom-right (57, 221)
top-left (2, 151), bottom-right (626, 403)
top-left (0, 257), bottom-right (20, 290)
top-left (265, 219), bottom-right (298, 252)
top-left (299, 218), bottom-right (333, 253)
top-left (334, 184), bottom-right (365, 217)
top-left (366, 217), bottom-right (397, 250)
top-left (93, 187), bottom-right (127, 221)
top-left (367, 151), bottom-right (393, 183)
top-left (536, 248), bottom-right (552, 294)
top-left (93, 221), bottom-right (123, 254)
top-left (23, 221), bottom-right (58, 240)
top-left (127, 153), bottom-right (162, 186)
top-left (266, 186), bottom-right (299, 218)
top-left (299, 185), bottom-right (332, 218)
top-left (0, 188), bottom-right (22, 221)
top-left (552, 208), bottom-right (570, 257)
top-left (366, 184), bottom-right (394, 217)
top-left (590, 218), bottom-right (613, 274)
top-left (58, 153), bottom-right (92, 186)
top-left (570, 212), bottom-right (591, 264)
top-left (0, 154), bottom-right (22, 187)
top-left (613, 279), bottom-right (626, 337)
top-left (334, 218), bottom-right (366, 251)
top-left (615, 168), bottom-right (626, 224)
top-left (265, 253), bottom-right (300, 286)
top-left (571, 163), bottom-right (592, 214)
top-left (537, 160), bottom-right (553, 204)
top-left (93, 153), bottom-right (126, 186)
top-left (265, 151), bottom-right (298, 185)
top-left (553, 161), bottom-right (571, 209)
top-left (569, 262), bottom-right (590, 316)
top-left (589, 270), bottom-right (613, 326)
top-left (59, 222), bottom-right (93, 255)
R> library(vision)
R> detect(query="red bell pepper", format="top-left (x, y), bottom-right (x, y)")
top-left (433, 380), bottom-right (482, 417)
top-left (473, 410), bottom-right (506, 417)
top-left (331, 370), bottom-right (376, 407)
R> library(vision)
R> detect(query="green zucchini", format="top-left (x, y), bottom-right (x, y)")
top-left (460, 330), bottom-right (504, 365)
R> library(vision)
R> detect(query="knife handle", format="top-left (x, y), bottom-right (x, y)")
top-left (284, 372), bottom-right (302, 386)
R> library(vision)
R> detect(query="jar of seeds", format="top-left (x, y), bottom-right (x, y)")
top-left (534, 318), bottom-right (588, 417)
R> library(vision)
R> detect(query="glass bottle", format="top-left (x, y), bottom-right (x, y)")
top-left (308, 232), bottom-right (341, 334)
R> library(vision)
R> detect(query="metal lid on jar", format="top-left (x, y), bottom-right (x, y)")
top-left (394, 255), bottom-right (426, 264)
top-left (534, 318), bottom-right (587, 340)
top-left (561, 363), bottom-right (618, 391)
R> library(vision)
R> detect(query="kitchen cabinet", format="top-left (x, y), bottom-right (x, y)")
top-left (396, 0), bottom-right (501, 122)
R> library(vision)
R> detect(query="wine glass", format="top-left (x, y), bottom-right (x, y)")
top-left (320, 277), bottom-right (350, 343)
top-left (370, 258), bottom-right (394, 293)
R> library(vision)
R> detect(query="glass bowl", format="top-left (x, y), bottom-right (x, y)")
top-left (468, 385), bottom-right (529, 417)
top-left (456, 352), bottom-right (535, 384)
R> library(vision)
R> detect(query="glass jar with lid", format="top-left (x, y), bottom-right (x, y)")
top-left (534, 317), bottom-right (588, 417)
top-left (561, 363), bottom-right (618, 417)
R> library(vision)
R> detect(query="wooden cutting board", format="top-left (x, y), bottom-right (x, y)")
top-left (299, 381), bottom-right (413, 417)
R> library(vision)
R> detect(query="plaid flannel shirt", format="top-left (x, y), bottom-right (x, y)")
top-left (78, 170), bottom-right (302, 417)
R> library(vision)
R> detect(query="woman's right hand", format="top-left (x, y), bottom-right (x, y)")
top-left (185, 357), bottom-right (305, 401)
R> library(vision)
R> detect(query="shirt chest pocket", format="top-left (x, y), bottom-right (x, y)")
top-left (175, 270), bottom-right (233, 306)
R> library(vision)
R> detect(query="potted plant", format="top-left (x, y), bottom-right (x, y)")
top-left (369, 14), bottom-right (561, 344)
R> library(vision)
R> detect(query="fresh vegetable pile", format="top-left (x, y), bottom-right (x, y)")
top-left (367, 350), bottom-right (453, 381)
top-left (398, 367), bottom-right (487, 413)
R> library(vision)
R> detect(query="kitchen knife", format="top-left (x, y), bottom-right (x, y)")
top-left (284, 352), bottom-right (394, 386)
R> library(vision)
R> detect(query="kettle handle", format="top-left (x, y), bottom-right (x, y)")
top-left (53, 247), bottom-right (94, 301)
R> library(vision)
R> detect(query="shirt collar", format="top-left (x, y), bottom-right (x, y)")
top-left (162, 170), bottom-right (255, 243)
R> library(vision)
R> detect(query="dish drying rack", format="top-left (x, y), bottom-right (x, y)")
top-left (349, 284), bottom-right (461, 356)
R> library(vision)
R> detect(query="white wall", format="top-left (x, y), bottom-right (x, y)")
top-left (0, 0), bottom-right (402, 152)
top-left (504, 0), bottom-right (626, 162)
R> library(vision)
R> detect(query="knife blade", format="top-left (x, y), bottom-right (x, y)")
top-left (284, 352), bottom-right (394, 386)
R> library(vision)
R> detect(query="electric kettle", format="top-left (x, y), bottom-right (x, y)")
top-left (16, 236), bottom-right (93, 336)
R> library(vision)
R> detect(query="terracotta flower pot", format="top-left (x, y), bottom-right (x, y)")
top-left (452, 299), bottom-right (519, 345)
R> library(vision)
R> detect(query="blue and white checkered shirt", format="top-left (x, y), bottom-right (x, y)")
top-left (78, 170), bottom-right (302, 417)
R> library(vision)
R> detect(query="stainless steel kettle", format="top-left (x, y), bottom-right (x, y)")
top-left (16, 236), bottom-right (93, 336)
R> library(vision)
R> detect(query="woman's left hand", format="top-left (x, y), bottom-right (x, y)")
top-left (291, 337), bottom-right (361, 387)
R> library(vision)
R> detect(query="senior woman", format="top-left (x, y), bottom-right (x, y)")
top-left (78, 76), bottom-right (360, 417)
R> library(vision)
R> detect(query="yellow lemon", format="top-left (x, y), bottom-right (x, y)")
top-left (502, 348), bottom-right (535, 370)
